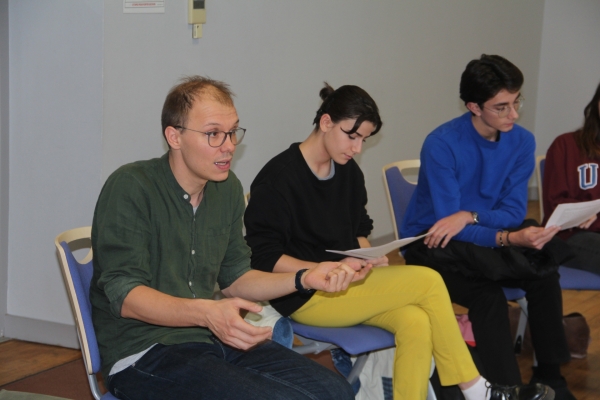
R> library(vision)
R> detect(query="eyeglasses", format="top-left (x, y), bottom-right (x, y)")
top-left (174, 126), bottom-right (246, 148)
top-left (483, 96), bottom-right (524, 118)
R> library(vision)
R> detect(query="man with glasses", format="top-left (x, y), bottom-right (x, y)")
top-left (90, 76), bottom-right (358, 399)
top-left (402, 55), bottom-right (575, 399)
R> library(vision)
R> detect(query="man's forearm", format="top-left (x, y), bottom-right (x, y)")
top-left (222, 269), bottom-right (299, 302)
top-left (271, 254), bottom-right (318, 273)
top-left (121, 285), bottom-right (212, 327)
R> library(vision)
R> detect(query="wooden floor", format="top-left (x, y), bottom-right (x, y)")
top-left (0, 340), bottom-right (81, 387)
top-left (1, 203), bottom-right (598, 399)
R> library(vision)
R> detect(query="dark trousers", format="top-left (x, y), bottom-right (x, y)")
top-left (108, 338), bottom-right (354, 400)
top-left (406, 246), bottom-right (571, 386)
top-left (565, 231), bottom-right (600, 275)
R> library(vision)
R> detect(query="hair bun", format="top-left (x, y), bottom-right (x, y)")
top-left (319, 82), bottom-right (335, 101)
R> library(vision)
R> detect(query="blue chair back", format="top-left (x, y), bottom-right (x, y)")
top-left (383, 160), bottom-right (419, 240)
top-left (60, 241), bottom-right (101, 374)
top-left (56, 227), bottom-right (117, 400)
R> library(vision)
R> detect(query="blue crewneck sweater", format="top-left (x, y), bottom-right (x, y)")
top-left (401, 112), bottom-right (535, 247)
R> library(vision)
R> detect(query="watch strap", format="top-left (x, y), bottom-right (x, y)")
top-left (295, 269), bottom-right (316, 294)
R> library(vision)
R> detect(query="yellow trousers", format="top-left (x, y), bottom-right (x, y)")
top-left (291, 265), bottom-right (479, 400)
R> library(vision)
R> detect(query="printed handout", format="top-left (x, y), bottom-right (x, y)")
top-left (545, 199), bottom-right (600, 230)
top-left (326, 233), bottom-right (430, 260)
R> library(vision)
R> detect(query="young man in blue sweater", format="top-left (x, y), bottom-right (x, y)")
top-left (402, 55), bottom-right (574, 399)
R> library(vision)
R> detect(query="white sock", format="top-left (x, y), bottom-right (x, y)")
top-left (461, 376), bottom-right (491, 400)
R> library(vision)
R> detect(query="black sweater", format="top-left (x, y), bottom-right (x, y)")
top-left (244, 143), bottom-right (373, 316)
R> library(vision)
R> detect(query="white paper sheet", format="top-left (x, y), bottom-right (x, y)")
top-left (326, 233), bottom-right (430, 260)
top-left (545, 199), bottom-right (600, 230)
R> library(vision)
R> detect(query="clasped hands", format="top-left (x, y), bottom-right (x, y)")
top-left (205, 258), bottom-right (383, 351)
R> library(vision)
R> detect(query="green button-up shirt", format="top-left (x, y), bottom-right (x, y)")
top-left (90, 153), bottom-right (251, 379)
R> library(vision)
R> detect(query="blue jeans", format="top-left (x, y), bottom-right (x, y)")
top-left (107, 338), bottom-right (354, 400)
top-left (272, 317), bottom-right (294, 349)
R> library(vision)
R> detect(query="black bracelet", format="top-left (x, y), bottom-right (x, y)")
top-left (295, 269), bottom-right (316, 294)
top-left (498, 230), bottom-right (505, 247)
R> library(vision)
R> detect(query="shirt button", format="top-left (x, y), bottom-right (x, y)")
top-left (183, 194), bottom-right (189, 200)
top-left (191, 250), bottom-right (195, 255)
top-left (189, 281), bottom-right (193, 287)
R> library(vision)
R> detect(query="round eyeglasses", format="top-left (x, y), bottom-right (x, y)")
top-left (174, 126), bottom-right (246, 148)
top-left (483, 96), bottom-right (524, 118)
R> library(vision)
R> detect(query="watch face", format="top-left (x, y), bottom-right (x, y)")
top-left (472, 212), bottom-right (479, 224)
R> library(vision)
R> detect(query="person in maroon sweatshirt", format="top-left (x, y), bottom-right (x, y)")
top-left (543, 82), bottom-right (600, 275)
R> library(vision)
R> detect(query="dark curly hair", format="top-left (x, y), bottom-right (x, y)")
top-left (460, 55), bottom-right (523, 109)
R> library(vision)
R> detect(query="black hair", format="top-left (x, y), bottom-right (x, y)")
top-left (574, 82), bottom-right (600, 159)
top-left (459, 54), bottom-right (524, 108)
top-left (312, 82), bottom-right (382, 136)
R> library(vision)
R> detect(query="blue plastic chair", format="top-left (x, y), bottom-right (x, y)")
top-left (537, 154), bottom-right (600, 290)
top-left (291, 322), bottom-right (437, 399)
top-left (382, 160), bottom-right (529, 353)
top-left (382, 160), bottom-right (420, 242)
top-left (291, 322), bottom-right (396, 384)
top-left (55, 227), bottom-right (117, 400)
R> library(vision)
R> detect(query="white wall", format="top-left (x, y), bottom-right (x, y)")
top-left (534, 0), bottom-right (600, 158)
top-left (7, 0), bottom-right (599, 346)
top-left (0, 0), bottom-right (9, 337)
top-left (101, 0), bottom-right (545, 247)
top-left (4, 0), bottom-right (103, 345)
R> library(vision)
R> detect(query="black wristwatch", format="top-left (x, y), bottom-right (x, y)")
top-left (471, 211), bottom-right (479, 225)
top-left (295, 269), bottom-right (316, 294)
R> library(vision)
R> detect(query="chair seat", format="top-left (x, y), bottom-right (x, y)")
top-left (502, 287), bottom-right (526, 300)
top-left (559, 266), bottom-right (600, 290)
top-left (290, 321), bottom-right (395, 355)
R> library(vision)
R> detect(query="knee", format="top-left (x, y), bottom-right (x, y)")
top-left (406, 265), bottom-right (444, 285)
top-left (392, 306), bottom-right (432, 341)
top-left (467, 288), bottom-right (509, 317)
top-left (528, 273), bottom-right (560, 293)
top-left (329, 375), bottom-right (355, 399)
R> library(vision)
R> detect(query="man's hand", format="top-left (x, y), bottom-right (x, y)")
top-left (509, 225), bottom-right (560, 250)
top-left (579, 214), bottom-right (597, 229)
top-left (303, 261), bottom-right (372, 293)
top-left (201, 298), bottom-right (272, 351)
top-left (424, 211), bottom-right (473, 248)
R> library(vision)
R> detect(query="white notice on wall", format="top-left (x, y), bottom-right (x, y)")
top-left (124, 0), bottom-right (165, 13)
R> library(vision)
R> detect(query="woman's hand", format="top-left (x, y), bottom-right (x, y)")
top-left (339, 257), bottom-right (368, 271)
top-left (340, 255), bottom-right (388, 270)
top-left (365, 255), bottom-right (388, 267)
top-left (579, 214), bottom-right (597, 229)
top-left (303, 261), bottom-right (372, 292)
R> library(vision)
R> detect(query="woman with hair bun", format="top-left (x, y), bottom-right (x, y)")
top-left (244, 82), bottom-right (551, 399)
